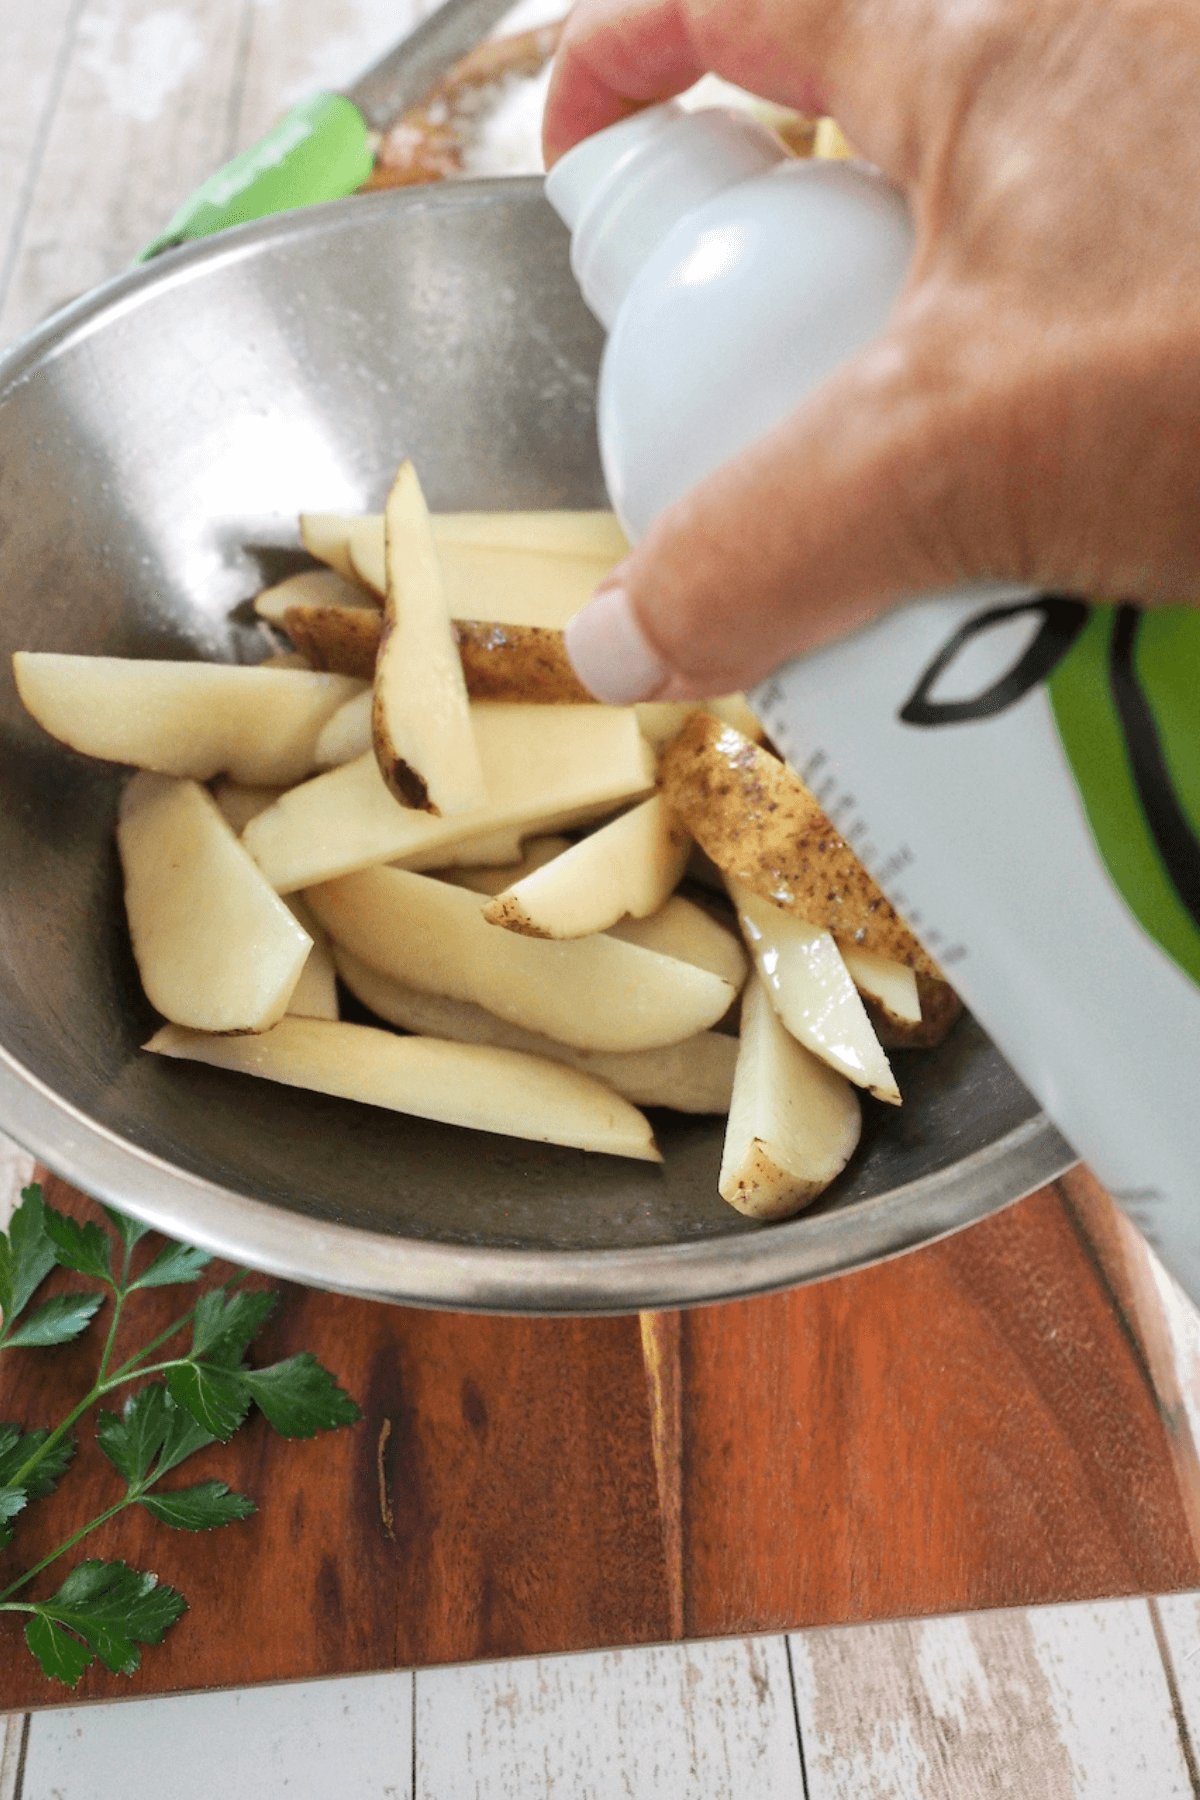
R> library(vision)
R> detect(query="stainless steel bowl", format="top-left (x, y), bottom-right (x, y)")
top-left (0, 181), bottom-right (1074, 1311)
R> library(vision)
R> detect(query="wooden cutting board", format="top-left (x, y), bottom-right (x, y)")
top-left (1, 1165), bottom-right (1197, 1710)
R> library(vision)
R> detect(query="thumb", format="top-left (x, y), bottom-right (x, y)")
top-left (564, 298), bottom-right (1018, 701)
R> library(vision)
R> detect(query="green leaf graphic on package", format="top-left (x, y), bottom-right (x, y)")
top-left (899, 597), bottom-right (1200, 990)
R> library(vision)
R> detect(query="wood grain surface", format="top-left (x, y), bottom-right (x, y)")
top-left (2, 1168), bottom-right (1198, 1711)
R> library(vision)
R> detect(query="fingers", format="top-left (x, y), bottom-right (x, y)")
top-left (565, 305), bottom-right (1015, 701)
top-left (543, 0), bottom-right (839, 165)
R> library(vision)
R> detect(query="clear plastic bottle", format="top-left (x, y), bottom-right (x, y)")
top-left (546, 102), bottom-right (1200, 1301)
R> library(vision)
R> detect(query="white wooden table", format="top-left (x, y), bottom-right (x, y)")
top-left (4, 4), bottom-right (1200, 1791)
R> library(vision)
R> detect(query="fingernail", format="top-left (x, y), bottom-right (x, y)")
top-left (564, 587), bottom-right (667, 703)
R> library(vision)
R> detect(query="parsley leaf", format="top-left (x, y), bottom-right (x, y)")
top-left (165, 1363), bottom-right (250, 1441)
top-left (0, 1424), bottom-right (75, 1500)
top-left (151, 1400), bottom-right (217, 1479)
top-left (41, 1210), bottom-right (112, 1284)
top-left (244, 1353), bottom-right (362, 1438)
top-left (96, 1386), bottom-right (172, 1486)
top-left (0, 1186), bottom-right (58, 1331)
top-left (26, 1561), bottom-right (187, 1678)
top-left (139, 1481), bottom-right (255, 1531)
top-left (4, 1291), bottom-right (104, 1349)
top-left (0, 1485), bottom-right (27, 1550)
top-left (24, 1614), bottom-right (93, 1686)
top-left (131, 1243), bottom-right (213, 1290)
top-left (190, 1288), bottom-right (275, 1365)
top-left (101, 1206), bottom-right (149, 1250)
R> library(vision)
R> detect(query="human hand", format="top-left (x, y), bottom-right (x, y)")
top-left (544, 0), bottom-right (1200, 702)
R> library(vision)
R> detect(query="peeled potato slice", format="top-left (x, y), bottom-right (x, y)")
top-left (118, 773), bottom-right (311, 1033)
top-left (282, 895), bottom-right (339, 1021)
top-left (306, 866), bottom-right (737, 1053)
top-left (609, 895), bottom-right (748, 990)
top-left (719, 974), bottom-right (862, 1219)
top-left (728, 879), bottom-right (900, 1103)
top-left (254, 568), bottom-right (377, 625)
top-left (373, 461), bottom-right (486, 815)
top-left (659, 712), bottom-right (940, 976)
top-left (245, 705), bottom-right (655, 893)
top-left (484, 797), bottom-right (690, 938)
top-left (146, 1019), bottom-right (660, 1161)
top-left (14, 655), bottom-right (364, 787)
top-left (300, 513), bottom-right (363, 583)
top-left (840, 947), bottom-right (921, 1024)
top-left (431, 511), bottom-right (629, 558)
top-left (443, 836), bottom-right (571, 896)
top-left (335, 948), bottom-right (737, 1112)
top-left (312, 689), bottom-right (373, 768)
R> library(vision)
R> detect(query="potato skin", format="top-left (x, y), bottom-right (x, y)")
top-left (659, 713), bottom-right (941, 978)
top-left (281, 607), bottom-right (592, 704)
top-left (866, 974), bottom-right (964, 1048)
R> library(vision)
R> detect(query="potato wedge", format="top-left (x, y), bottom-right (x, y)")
top-left (635, 698), bottom-right (765, 751)
top-left (245, 704), bottom-right (655, 892)
top-left (659, 713), bottom-right (939, 976)
top-left (335, 948), bottom-right (737, 1112)
top-left (373, 462), bottom-right (486, 815)
top-left (283, 894), bottom-right (339, 1021)
top-left (866, 974), bottom-right (964, 1049)
top-left (719, 974), bottom-right (862, 1219)
top-left (431, 511), bottom-right (629, 558)
top-left (258, 650), bottom-right (312, 670)
top-left (146, 1019), bottom-right (660, 1162)
top-left (839, 948), bottom-right (921, 1024)
top-left (118, 773), bottom-right (311, 1033)
top-left (299, 513), bottom-right (363, 584)
top-left (284, 604), bottom-right (381, 679)
top-left (254, 568), bottom-right (377, 626)
top-left (608, 894), bottom-right (748, 990)
top-left (728, 879), bottom-right (900, 1103)
top-left (312, 689), bottom-right (373, 767)
top-left (443, 835), bottom-right (570, 896)
top-left (306, 867), bottom-right (737, 1052)
top-left (452, 622), bottom-right (593, 703)
top-left (210, 780), bottom-right (284, 835)
top-left (14, 655), bottom-right (364, 787)
top-left (484, 797), bottom-right (690, 938)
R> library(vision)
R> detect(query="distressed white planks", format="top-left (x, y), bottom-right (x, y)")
top-left (233, 0), bottom-right (433, 152)
top-left (1152, 1592), bottom-right (1200, 1759)
top-left (0, 0), bottom-right (251, 346)
top-left (414, 1638), bottom-right (802, 1799)
top-left (791, 1599), bottom-right (1195, 1799)
top-left (0, 1714), bottom-right (26, 1800)
top-left (19, 1672), bottom-right (414, 1799)
top-left (0, 0), bottom-right (81, 294)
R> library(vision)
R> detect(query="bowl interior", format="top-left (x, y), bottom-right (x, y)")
top-left (0, 183), bottom-right (1060, 1296)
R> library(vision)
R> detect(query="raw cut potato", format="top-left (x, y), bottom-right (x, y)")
top-left (244, 705), bottom-right (656, 892)
top-left (430, 511), bottom-right (629, 558)
top-left (13, 655), bottom-right (364, 787)
top-left (719, 974), bottom-right (862, 1219)
top-left (867, 974), bottom-right (964, 1049)
top-left (728, 879), bottom-right (900, 1103)
top-left (335, 948), bottom-right (737, 1113)
top-left (312, 689), bottom-right (373, 767)
top-left (634, 699), bottom-right (765, 751)
top-left (484, 797), bottom-right (690, 939)
top-left (299, 513), bottom-right (363, 584)
top-left (659, 712), bottom-right (940, 977)
top-left (211, 780), bottom-right (284, 835)
top-left (306, 866), bottom-right (737, 1053)
top-left (452, 622), bottom-right (593, 703)
top-left (840, 947), bottom-right (921, 1025)
top-left (118, 773), bottom-right (311, 1033)
top-left (443, 836), bottom-right (571, 896)
top-left (259, 651), bottom-right (312, 670)
top-left (608, 895), bottom-right (749, 990)
top-left (254, 568), bottom-right (377, 626)
top-left (146, 1019), bottom-right (660, 1161)
top-left (373, 461), bottom-right (486, 815)
top-left (282, 894), bottom-right (339, 1021)
top-left (284, 604), bottom-right (381, 679)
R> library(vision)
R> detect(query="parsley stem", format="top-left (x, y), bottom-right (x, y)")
top-left (0, 1497), bottom-right (133, 1604)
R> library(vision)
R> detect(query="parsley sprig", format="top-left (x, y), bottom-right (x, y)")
top-left (0, 1184), bottom-right (360, 1686)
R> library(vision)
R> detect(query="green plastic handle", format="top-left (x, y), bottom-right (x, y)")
top-left (139, 94), bottom-right (376, 260)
